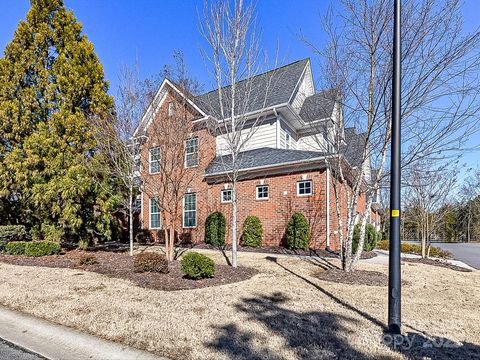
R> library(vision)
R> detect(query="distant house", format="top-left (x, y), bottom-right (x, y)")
top-left (135, 59), bottom-right (380, 250)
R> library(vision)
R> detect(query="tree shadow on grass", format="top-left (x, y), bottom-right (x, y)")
top-left (207, 292), bottom-right (371, 359)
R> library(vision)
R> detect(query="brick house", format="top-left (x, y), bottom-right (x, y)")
top-left (135, 59), bottom-right (381, 250)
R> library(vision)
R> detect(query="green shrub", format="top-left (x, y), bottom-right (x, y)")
top-left (40, 223), bottom-right (64, 243)
top-left (285, 213), bottom-right (311, 250)
top-left (376, 240), bottom-right (452, 259)
top-left (352, 224), bottom-right (378, 253)
top-left (24, 241), bottom-right (61, 257)
top-left (181, 252), bottom-right (215, 280)
top-left (134, 252), bottom-right (169, 273)
top-left (4, 241), bottom-right (27, 255)
top-left (204, 212), bottom-right (226, 247)
top-left (135, 229), bottom-right (153, 244)
top-left (78, 239), bottom-right (89, 250)
top-left (241, 216), bottom-right (263, 247)
top-left (78, 253), bottom-right (98, 265)
top-left (0, 225), bottom-right (27, 241)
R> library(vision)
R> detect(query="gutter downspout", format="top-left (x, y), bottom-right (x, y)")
top-left (326, 168), bottom-right (331, 250)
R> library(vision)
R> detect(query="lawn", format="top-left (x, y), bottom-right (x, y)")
top-left (0, 249), bottom-right (478, 359)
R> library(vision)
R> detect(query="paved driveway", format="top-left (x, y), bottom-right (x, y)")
top-left (0, 338), bottom-right (45, 360)
top-left (430, 242), bottom-right (480, 269)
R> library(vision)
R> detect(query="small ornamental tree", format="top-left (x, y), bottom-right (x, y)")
top-left (286, 213), bottom-right (311, 250)
top-left (241, 216), bottom-right (263, 247)
top-left (204, 212), bottom-right (226, 247)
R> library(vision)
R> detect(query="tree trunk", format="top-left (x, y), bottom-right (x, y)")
top-left (129, 185), bottom-right (134, 257)
top-left (231, 180), bottom-right (238, 268)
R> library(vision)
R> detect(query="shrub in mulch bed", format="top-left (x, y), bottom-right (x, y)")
top-left (0, 250), bottom-right (257, 291)
top-left (4, 241), bottom-right (27, 255)
top-left (134, 252), bottom-right (169, 274)
top-left (181, 252), bottom-right (215, 279)
top-left (24, 241), bottom-right (61, 257)
top-left (78, 253), bottom-right (98, 266)
top-left (377, 240), bottom-right (452, 259)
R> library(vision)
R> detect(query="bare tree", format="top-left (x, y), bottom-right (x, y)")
top-left (403, 162), bottom-right (457, 257)
top-left (91, 62), bottom-right (155, 255)
top-left (141, 52), bottom-right (203, 261)
top-left (301, 0), bottom-right (480, 271)
top-left (199, 0), bottom-right (275, 267)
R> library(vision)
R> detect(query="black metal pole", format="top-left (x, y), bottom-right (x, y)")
top-left (388, 0), bottom-right (402, 334)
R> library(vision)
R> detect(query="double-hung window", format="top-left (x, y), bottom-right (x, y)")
top-left (256, 185), bottom-right (269, 200)
top-left (185, 137), bottom-right (199, 168)
top-left (183, 193), bottom-right (197, 228)
top-left (221, 189), bottom-right (232, 203)
top-left (297, 180), bottom-right (312, 196)
top-left (149, 198), bottom-right (161, 229)
top-left (149, 147), bottom-right (160, 174)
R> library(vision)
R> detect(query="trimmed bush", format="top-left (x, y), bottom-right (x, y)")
top-left (181, 252), bottom-right (215, 280)
top-left (376, 240), bottom-right (452, 259)
top-left (204, 212), bottom-right (226, 247)
top-left (4, 241), bottom-right (27, 255)
top-left (285, 213), bottom-right (311, 250)
top-left (352, 224), bottom-right (378, 253)
top-left (241, 216), bottom-right (263, 247)
top-left (135, 229), bottom-right (153, 244)
top-left (78, 253), bottom-right (98, 265)
top-left (78, 239), bottom-right (89, 250)
top-left (134, 252), bottom-right (169, 273)
top-left (24, 241), bottom-right (61, 257)
top-left (0, 225), bottom-right (27, 241)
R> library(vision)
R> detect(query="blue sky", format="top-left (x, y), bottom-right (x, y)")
top-left (0, 0), bottom-right (479, 169)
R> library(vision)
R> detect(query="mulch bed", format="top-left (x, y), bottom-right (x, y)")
top-left (188, 243), bottom-right (377, 259)
top-left (402, 257), bottom-right (472, 272)
top-left (0, 250), bottom-right (258, 291)
top-left (314, 268), bottom-right (389, 286)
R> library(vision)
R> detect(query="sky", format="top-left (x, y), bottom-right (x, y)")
top-left (0, 0), bottom-right (479, 170)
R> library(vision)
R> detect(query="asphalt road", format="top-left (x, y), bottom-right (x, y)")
top-left (430, 242), bottom-right (480, 269)
top-left (0, 338), bottom-right (45, 360)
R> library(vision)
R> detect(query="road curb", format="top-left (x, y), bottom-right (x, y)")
top-left (0, 306), bottom-right (166, 360)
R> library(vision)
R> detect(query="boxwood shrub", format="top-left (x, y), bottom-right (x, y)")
top-left (4, 241), bottom-right (27, 255)
top-left (204, 212), bottom-right (226, 247)
top-left (181, 252), bottom-right (215, 280)
top-left (285, 213), bottom-right (310, 250)
top-left (134, 252), bottom-right (169, 273)
top-left (24, 241), bottom-right (61, 257)
top-left (241, 216), bottom-right (263, 247)
top-left (376, 240), bottom-right (452, 259)
top-left (352, 223), bottom-right (378, 253)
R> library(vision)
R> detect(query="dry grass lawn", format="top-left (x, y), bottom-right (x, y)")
top-left (0, 249), bottom-right (479, 359)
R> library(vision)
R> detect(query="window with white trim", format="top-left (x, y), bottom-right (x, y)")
top-left (183, 193), bottom-right (197, 228)
top-left (149, 198), bottom-right (161, 229)
top-left (285, 131), bottom-right (291, 149)
top-left (185, 137), bottom-right (199, 168)
top-left (149, 147), bottom-right (160, 174)
top-left (297, 180), bottom-right (312, 196)
top-left (221, 189), bottom-right (232, 203)
top-left (256, 185), bottom-right (269, 200)
top-left (168, 101), bottom-right (175, 117)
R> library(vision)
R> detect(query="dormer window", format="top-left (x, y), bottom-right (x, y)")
top-left (168, 101), bottom-right (175, 117)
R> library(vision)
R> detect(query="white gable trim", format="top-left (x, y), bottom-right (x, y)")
top-left (133, 78), bottom-right (207, 136)
top-left (287, 59), bottom-right (314, 105)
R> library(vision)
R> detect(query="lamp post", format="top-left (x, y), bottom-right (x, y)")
top-left (388, 0), bottom-right (402, 334)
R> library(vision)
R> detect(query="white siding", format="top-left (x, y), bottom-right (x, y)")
top-left (291, 66), bottom-right (314, 112)
top-left (216, 119), bottom-right (277, 155)
top-left (297, 133), bottom-right (327, 152)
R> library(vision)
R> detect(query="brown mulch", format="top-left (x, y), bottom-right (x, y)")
top-left (0, 250), bottom-right (258, 291)
top-left (314, 268), bottom-right (389, 286)
top-left (402, 257), bottom-right (472, 272)
top-left (188, 243), bottom-right (377, 259)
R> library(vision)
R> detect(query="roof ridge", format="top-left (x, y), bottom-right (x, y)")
top-left (196, 58), bottom-right (310, 98)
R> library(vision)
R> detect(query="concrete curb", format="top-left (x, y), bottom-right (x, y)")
top-left (0, 307), bottom-right (166, 360)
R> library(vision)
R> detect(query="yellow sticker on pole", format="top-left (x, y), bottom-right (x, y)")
top-left (391, 209), bottom-right (400, 217)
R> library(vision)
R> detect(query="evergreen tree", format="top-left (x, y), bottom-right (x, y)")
top-left (0, 0), bottom-right (119, 243)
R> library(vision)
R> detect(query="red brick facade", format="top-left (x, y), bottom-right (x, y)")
top-left (139, 85), bottom-right (380, 250)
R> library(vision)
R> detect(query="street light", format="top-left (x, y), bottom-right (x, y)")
top-left (388, 0), bottom-right (402, 334)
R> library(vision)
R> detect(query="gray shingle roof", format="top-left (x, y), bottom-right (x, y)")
top-left (205, 147), bottom-right (327, 176)
top-left (342, 127), bottom-right (367, 167)
top-left (195, 59), bottom-right (309, 118)
top-left (299, 89), bottom-right (338, 122)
